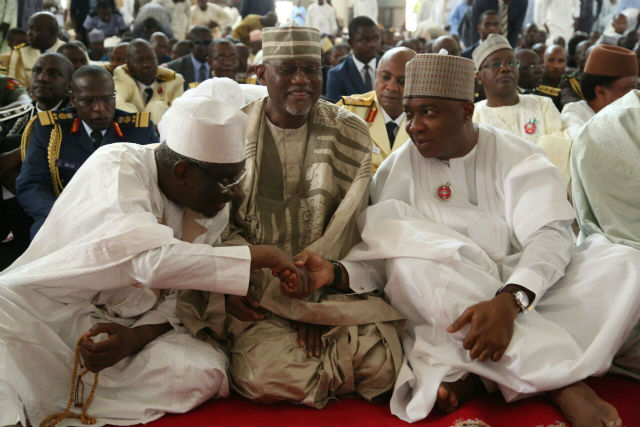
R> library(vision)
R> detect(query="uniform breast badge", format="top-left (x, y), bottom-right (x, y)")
top-left (524, 118), bottom-right (537, 135)
top-left (436, 182), bottom-right (452, 201)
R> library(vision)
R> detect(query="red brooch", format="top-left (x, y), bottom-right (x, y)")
top-left (5, 78), bottom-right (19, 91)
top-left (436, 182), bottom-right (452, 201)
top-left (157, 87), bottom-right (163, 95)
top-left (113, 121), bottom-right (123, 138)
top-left (70, 118), bottom-right (80, 134)
top-left (524, 118), bottom-right (537, 135)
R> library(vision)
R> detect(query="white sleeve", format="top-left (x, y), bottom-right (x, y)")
top-left (506, 219), bottom-right (572, 307)
top-left (124, 243), bottom-right (251, 296)
top-left (340, 259), bottom-right (386, 294)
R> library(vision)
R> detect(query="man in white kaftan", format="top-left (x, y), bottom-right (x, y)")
top-left (291, 53), bottom-right (640, 427)
top-left (0, 90), bottom-right (297, 426)
top-left (472, 34), bottom-right (572, 188)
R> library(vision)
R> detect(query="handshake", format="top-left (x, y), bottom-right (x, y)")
top-left (249, 245), bottom-right (344, 298)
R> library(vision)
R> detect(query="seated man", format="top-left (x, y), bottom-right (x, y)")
top-left (178, 26), bottom-right (404, 409)
top-left (289, 52), bottom-right (640, 427)
top-left (114, 39), bottom-right (184, 124)
top-left (103, 41), bottom-right (128, 74)
top-left (516, 48), bottom-right (561, 109)
top-left (57, 41), bottom-right (90, 71)
top-left (571, 90), bottom-right (640, 382)
top-left (8, 12), bottom-right (66, 87)
top-left (559, 40), bottom-right (592, 106)
top-left (231, 11), bottom-right (277, 46)
top-left (338, 47), bottom-right (415, 174)
top-left (542, 44), bottom-right (568, 89)
top-left (83, 0), bottom-right (128, 38)
top-left (208, 39), bottom-right (240, 81)
top-left (149, 31), bottom-right (171, 64)
top-left (472, 34), bottom-right (572, 187)
top-left (17, 65), bottom-right (159, 239)
top-left (561, 45), bottom-right (638, 141)
top-left (326, 16), bottom-right (381, 103)
top-left (0, 93), bottom-right (298, 427)
top-left (166, 26), bottom-right (213, 90)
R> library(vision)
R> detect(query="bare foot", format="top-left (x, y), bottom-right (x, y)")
top-left (550, 381), bottom-right (621, 427)
top-left (436, 374), bottom-right (481, 413)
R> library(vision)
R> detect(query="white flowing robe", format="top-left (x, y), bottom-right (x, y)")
top-left (0, 143), bottom-right (251, 426)
top-left (341, 124), bottom-right (640, 422)
top-left (561, 100), bottom-right (595, 142)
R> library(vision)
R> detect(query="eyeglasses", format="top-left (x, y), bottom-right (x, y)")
top-left (192, 39), bottom-right (212, 46)
top-left (272, 63), bottom-right (322, 76)
top-left (520, 63), bottom-right (542, 71)
top-left (482, 60), bottom-right (520, 70)
top-left (74, 92), bottom-right (117, 107)
top-left (196, 164), bottom-right (247, 194)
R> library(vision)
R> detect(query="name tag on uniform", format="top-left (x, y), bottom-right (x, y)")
top-left (55, 159), bottom-right (79, 171)
top-left (372, 146), bottom-right (381, 154)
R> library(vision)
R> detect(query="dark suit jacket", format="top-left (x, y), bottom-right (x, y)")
top-left (166, 54), bottom-right (196, 91)
top-left (471, 0), bottom-right (528, 47)
top-left (461, 40), bottom-right (480, 59)
top-left (240, 0), bottom-right (275, 18)
top-left (16, 108), bottom-right (159, 238)
top-left (326, 54), bottom-right (378, 103)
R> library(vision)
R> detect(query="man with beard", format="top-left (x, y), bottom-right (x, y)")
top-left (338, 47), bottom-right (416, 174)
top-left (17, 65), bottom-right (158, 238)
top-left (114, 39), bottom-right (184, 124)
top-left (8, 12), bottom-right (65, 87)
top-left (472, 34), bottom-right (572, 187)
top-left (177, 25), bottom-right (404, 408)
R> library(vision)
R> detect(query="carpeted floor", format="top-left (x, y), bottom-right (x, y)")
top-left (141, 375), bottom-right (639, 427)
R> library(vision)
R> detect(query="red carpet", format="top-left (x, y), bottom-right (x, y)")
top-left (141, 375), bottom-right (639, 427)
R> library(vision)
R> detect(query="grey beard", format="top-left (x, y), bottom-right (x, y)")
top-left (285, 103), bottom-right (312, 116)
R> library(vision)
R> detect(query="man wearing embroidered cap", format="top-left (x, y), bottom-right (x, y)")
top-left (472, 33), bottom-right (573, 187)
top-left (561, 44), bottom-right (638, 141)
top-left (0, 89), bottom-right (301, 426)
top-left (178, 25), bottom-right (405, 408)
top-left (287, 51), bottom-right (640, 426)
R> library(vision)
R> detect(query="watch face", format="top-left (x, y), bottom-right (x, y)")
top-left (515, 290), bottom-right (529, 309)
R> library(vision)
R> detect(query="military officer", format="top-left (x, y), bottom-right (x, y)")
top-left (516, 48), bottom-right (562, 110)
top-left (8, 12), bottom-right (66, 88)
top-left (113, 39), bottom-right (184, 124)
top-left (338, 47), bottom-right (415, 174)
top-left (16, 65), bottom-right (159, 239)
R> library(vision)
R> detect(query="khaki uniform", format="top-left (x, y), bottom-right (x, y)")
top-left (187, 72), bottom-right (257, 89)
top-left (337, 91), bottom-right (409, 174)
top-left (7, 40), bottom-right (67, 87)
top-left (113, 65), bottom-right (184, 124)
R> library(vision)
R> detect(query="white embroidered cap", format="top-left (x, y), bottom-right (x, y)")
top-left (165, 95), bottom-right (247, 164)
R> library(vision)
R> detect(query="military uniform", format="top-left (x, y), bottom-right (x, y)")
top-left (521, 84), bottom-right (562, 110)
top-left (7, 40), bottom-right (67, 87)
top-left (187, 72), bottom-right (258, 89)
top-left (337, 91), bottom-right (409, 174)
top-left (559, 71), bottom-right (584, 108)
top-left (16, 108), bottom-right (159, 238)
top-left (113, 64), bottom-right (184, 124)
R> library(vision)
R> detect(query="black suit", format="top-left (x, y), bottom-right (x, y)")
top-left (166, 55), bottom-right (196, 91)
top-left (326, 54), bottom-right (379, 103)
top-left (471, 0), bottom-right (528, 47)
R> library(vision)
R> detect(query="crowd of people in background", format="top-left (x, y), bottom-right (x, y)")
top-left (1, 1), bottom-right (640, 427)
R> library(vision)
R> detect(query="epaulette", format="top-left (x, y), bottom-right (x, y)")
top-left (13, 43), bottom-right (26, 51)
top-left (4, 77), bottom-right (19, 91)
top-left (37, 110), bottom-right (74, 126)
top-left (116, 112), bottom-right (151, 128)
top-left (536, 85), bottom-right (561, 97)
top-left (188, 81), bottom-right (200, 89)
top-left (340, 93), bottom-right (375, 107)
top-left (156, 67), bottom-right (176, 82)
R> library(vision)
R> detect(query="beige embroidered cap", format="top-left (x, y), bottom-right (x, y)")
top-left (262, 25), bottom-right (322, 61)
top-left (404, 51), bottom-right (476, 102)
top-left (472, 33), bottom-right (513, 70)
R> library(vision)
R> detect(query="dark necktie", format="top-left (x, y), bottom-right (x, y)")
top-left (143, 87), bottom-right (154, 105)
top-left (385, 122), bottom-right (398, 148)
top-left (363, 64), bottom-right (373, 91)
top-left (199, 63), bottom-right (208, 82)
top-left (91, 130), bottom-right (103, 149)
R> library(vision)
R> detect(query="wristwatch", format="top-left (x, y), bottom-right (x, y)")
top-left (497, 286), bottom-right (531, 312)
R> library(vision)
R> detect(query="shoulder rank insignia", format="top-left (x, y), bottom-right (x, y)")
top-left (13, 43), bottom-right (26, 51)
top-left (365, 104), bottom-right (378, 123)
top-left (341, 93), bottom-right (375, 107)
top-left (116, 112), bottom-right (151, 128)
top-left (188, 81), bottom-right (200, 89)
top-left (536, 85), bottom-right (561, 97)
top-left (5, 78), bottom-right (19, 91)
top-left (69, 118), bottom-right (80, 133)
top-left (156, 67), bottom-right (176, 82)
top-left (37, 111), bottom-right (74, 126)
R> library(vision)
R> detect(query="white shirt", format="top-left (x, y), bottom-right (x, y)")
top-left (379, 105), bottom-right (405, 140)
top-left (191, 3), bottom-right (232, 28)
top-left (136, 80), bottom-right (157, 104)
top-left (153, 0), bottom-right (191, 40)
top-left (305, 2), bottom-right (338, 35)
top-left (353, 0), bottom-right (378, 23)
top-left (534, 0), bottom-right (580, 44)
top-left (561, 100), bottom-right (595, 142)
top-left (352, 55), bottom-right (377, 87)
top-left (81, 121), bottom-right (108, 141)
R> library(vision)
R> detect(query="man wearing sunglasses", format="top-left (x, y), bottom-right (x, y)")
top-left (472, 34), bottom-right (572, 188)
top-left (178, 25), bottom-right (404, 409)
top-left (17, 65), bottom-right (158, 239)
top-left (167, 26), bottom-right (214, 91)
